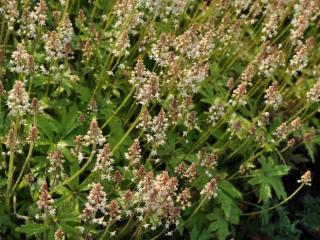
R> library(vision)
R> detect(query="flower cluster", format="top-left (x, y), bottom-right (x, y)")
top-left (93, 143), bottom-right (114, 181)
top-left (264, 81), bottom-right (282, 109)
top-left (143, 109), bottom-right (169, 152)
top-left (275, 117), bottom-right (301, 141)
top-left (290, 0), bottom-right (319, 44)
top-left (10, 43), bottom-right (35, 74)
top-left (135, 171), bottom-right (180, 230)
top-left (297, 170), bottom-right (312, 186)
top-left (130, 60), bottom-right (160, 105)
top-left (47, 150), bottom-right (65, 186)
top-left (307, 81), bottom-right (320, 103)
top-left (84, 119), bottom-right (106, 146)
top-left (37, 181), bottom-right (55, 217)
top-left (82, 183), bottom-right (108, 225)
top-left (43, 15), bottom-right (74, 61)
top-left (125, 138), bottom-right (141, 168)
top-left (7, 81), bottom-right (30, 116)
top-left (200, 177), bottom-right (218, 199)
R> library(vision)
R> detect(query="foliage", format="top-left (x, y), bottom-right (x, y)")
top-left (0, 0), bottom-right (319, 239)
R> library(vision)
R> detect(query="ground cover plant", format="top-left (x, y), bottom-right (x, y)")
top-left (0, 0), bottom-right (320, 239)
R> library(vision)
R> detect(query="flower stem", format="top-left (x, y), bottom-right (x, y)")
top-left (50, 145), bottom-right (96, 194)
top-left (11, 143), bottom-right (34, 193)
top-left (242, 183), bottom-right (305, 216)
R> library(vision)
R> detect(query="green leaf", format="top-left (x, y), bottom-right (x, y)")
top-left (305, 142), bottom-right (316, 163)
top-left (61, 223), bottom-right (82, 239)
top-left (218, 180), bottom-right (242, 200)
top-left (190, 226), bottom-right (200, 240)
top-left (37, 114), bottom-right (60, 140)
top-left (59, 105), bottom-right (80, 137)
top-left (0, 204), bottom-right (16, 227)
top-left (59, 211), bottom-right (80, 223)
top-left (16, 223), bottom-right (48, 235)
top-left (249, 157), bottom-right (290, 203)
top-left (208, 209), bottom-right (230, 240)
top-left (217, 189), bottom-right (241, 224)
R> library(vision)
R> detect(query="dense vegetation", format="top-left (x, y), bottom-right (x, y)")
top-left (0, 0), bottom-right (320, 239)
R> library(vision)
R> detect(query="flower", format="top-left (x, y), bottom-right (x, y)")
top-left (7, 81), bottom-right (30, 116)
top-left (297, 170), bottom-right (312, 186)
top-left (307, 81), bottom-right (320, 103)
top-left (10, 42), bottom-right (35, 74)
top-left (54, 228), bottom-right (65, 240)
top-left (47, 150), bottom-right (65, 186)
top-left (82, 183), bottom-right (107, 225)
top-left (200, 177), bottom-right (218, 199)
top-left (93, 143), bottom-right (114, 180)
top-left (37, 181), bottom-right (55, 217)
top-left (264, 81), bottom-right (282, 109)
top-left (84, 119), bottom-right (106, 146)
top-left (125, 139), bottom-right (141, 168)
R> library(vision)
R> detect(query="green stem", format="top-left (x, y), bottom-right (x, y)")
top-left (242, 183), bottom-right (305, 216)
top-left (50, 145), bottom-right (96, 194)
top-left (90, 0), bottom-right (99, 22)
top-left (101, 87), bottom-right (135, 129)
top-left (6, 149), bottom-right (15, 212)
top-left (111, 106), bottom-right (145, 154)
top-left (11, 143), bottom-right (34, 193)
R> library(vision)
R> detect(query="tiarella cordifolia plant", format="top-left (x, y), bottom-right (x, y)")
top-left (0, 0), bottom-right (320, 239)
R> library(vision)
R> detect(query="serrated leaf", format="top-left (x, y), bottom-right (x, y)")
top-left (216, 186), bottom-right (242, 224)
top-left (219, 180), bottom-right (242, 200)
top-left (305, 142), bottom-right (316, 163)
top-left (249, 158), bottom-right (290, 203)
top-left (190, 226), bottom-right (200, 240)
top-left (208, 209), bottom-right (230, 240)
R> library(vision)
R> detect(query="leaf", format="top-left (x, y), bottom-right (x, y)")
top-left (59, 105), bottom-right (80, 137)
top-left (190, 226), bottom-right (200, 240)
top-left (217, 190), bottom-right (241, 224)
top-left (16, 223), bottom-right (48, 235)
top-left (0, 204), bottom-right (16, 227)
top-left (304, 142), bottom-right (316, 163)
top-left (59, 211), bottom-right (80, 223)
top-left (74, 83), bottom-right (91, 102)
top-left (249, 158), bottom-right (290, 203)
top-left (218, 180), bottom-right (242, 200)
top-left (37, 114), bottom-right (60, 140)
top-left (60, 223), bottom-right (82, 239)
top-left (208, 209), bottom-right (230, 240)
